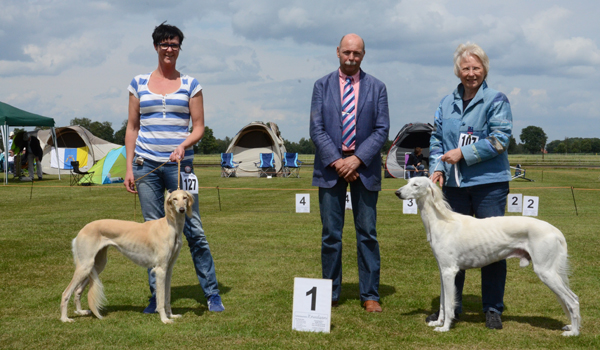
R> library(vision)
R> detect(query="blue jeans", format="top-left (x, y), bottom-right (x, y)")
top-left (405, 164), bottom-right (425, 178)
top-left (319, 177), bottom-right (380, 302)
top-left (133, 157), bottom-right (219, 299)
top-left (443, 182), bottom-right (509, 314)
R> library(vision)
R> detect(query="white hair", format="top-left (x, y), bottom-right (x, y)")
top-left (453, 42), bottom-right (489, 80)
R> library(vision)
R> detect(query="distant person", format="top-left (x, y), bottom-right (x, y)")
top-left (405, 147), bottom-right (425, 178)
top-left (23, 132), bottom-right (43, 181)
top-left (123, 22), bottom-right (224, 313)
top-left (428, 42), bottom-right (513, 330)
top-left (310, 33), bottom-right (390, 312)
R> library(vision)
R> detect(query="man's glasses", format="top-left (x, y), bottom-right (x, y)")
top-left (158, 43), bottom-right (180, 51)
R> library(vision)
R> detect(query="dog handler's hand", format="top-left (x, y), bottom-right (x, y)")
top-left (169, 145), bottom-right (186, 162)
top-left (441, 148), bottom-right (463, 165)
top-left (124, 171), bottom-right (137, 194)
top-left (430, 171), bottom-right (444, 187)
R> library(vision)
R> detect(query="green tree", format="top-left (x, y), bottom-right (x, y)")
top-left (546, 139), bottom-right (561, 153)
top-left (197, 126), bottom-right (219, 154)
top-left (70, 117), bottom-right (93, 130)
top-left (89, 121), bottom-right (115, 143)
top-left (113, 120), bottom-right (128, 145)
top-left (381, 138), bottom-right (393, 154)
top-left (297, 137), bottom-right (315, 154)
top-left (508, 136), bottom-right (518, 154)
top-left (520, 126), bottom-right (547, 154)
top-left (215, 136), bottom-right (231, 154)
top-left (70, 117), bottom-right (114, 142)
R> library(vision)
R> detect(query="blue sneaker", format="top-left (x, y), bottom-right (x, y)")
top-left (207, 294), bottom-right (225, 312)
top-left (143, 296), bottom-right (157, 314)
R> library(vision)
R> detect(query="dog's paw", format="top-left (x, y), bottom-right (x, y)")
top-left (433, 326), bottom-right (450, 332)
top-left (169, 314), bottom-right (182, 319)
top-left (161, 318), bottom-right (174, 324)
top-left (75, 310), bottom-right (92, 316)
top-left (428, 320), bottom-right (443, 327)
top-left (561, 325), bottom-right (578, 336)
top-left (562, 330), bottom-right (579, 336)
top-left (60, 317), bottom-right (75, 323)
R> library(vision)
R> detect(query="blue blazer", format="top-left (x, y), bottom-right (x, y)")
top-left (310, 69), bottom-right (390, 191)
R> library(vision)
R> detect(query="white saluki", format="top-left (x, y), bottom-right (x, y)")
top-left (395, 177), bottom-right (580, 336)
top-left (60, 190), bottom-right (193, 324)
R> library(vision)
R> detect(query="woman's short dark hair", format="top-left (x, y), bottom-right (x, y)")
top-left (152, 22), bottom-right (184, 47)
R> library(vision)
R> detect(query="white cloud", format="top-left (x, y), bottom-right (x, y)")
top-left (1, 0), bottom-right (599, 143)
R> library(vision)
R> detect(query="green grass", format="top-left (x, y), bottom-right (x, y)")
top-left (1, 165), bottom-right (599, 349)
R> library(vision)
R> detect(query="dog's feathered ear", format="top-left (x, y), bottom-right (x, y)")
top-left (428, 179), bottom-right (436, 199)
top-left (185, 191), bottom-right (194, 218)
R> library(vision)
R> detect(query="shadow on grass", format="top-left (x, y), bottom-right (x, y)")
top-left (96, 283), bottom-right (232, 318)
top-left (403, 294), bottom-right (566, 331)
top-left (335, 283), bottom-right (396, 306)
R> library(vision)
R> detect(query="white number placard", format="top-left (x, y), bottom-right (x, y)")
top-left (292, 277), bottom-right (332, 333)
top-left (403, 199), bottom-right (418, 214)
top-left (345, 192), bottom-right (352, 210)
top-left (459, 133), bottom-right (479, 147)
top-left (296, 194), bottom-right (310, 213)
top-left (523, 196), bottom-right (539, 216)
top-left (507, 194), bottom-right (522, 213)
top-left (180, 172), bottom-right (198, 194)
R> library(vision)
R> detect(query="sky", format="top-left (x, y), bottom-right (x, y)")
top-left (1, 0), bottom-right (599, 144)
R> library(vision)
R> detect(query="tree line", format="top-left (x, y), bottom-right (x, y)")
top-left (56, 119), bottom-right (599, 155)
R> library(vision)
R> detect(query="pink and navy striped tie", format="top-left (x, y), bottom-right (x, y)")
top-left (342, 77), bottom-right (356, 148)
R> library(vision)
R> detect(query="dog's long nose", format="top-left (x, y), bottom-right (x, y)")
top-left (178, 207), bottom-right (185, 213)
top-left (395, 190), bottom-right (402, 198)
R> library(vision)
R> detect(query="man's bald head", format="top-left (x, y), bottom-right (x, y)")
top-left (337, 33), bottom-right (365, 76)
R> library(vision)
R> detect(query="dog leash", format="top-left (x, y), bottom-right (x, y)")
top-left (132, 157), bottom-right (182, 220)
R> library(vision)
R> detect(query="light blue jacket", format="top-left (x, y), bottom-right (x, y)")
top-left (429, 81), bottom-right (512, 187)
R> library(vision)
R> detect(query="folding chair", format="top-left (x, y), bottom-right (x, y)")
top-left (255, 153), bottom-right (275, 177)
top-left (70, 161), bottom-right (94, 186)
top-left (282, 152), bottom-right (303, 178)
top-left (220, 153), bottom-right (239, 178)
top-left (511, 164), bottom-right (534, 182)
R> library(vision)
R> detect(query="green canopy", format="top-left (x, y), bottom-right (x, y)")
top-left (0, 101), bottom-right (55, 127)
top-left (1, 101), bottom-right (57, 184)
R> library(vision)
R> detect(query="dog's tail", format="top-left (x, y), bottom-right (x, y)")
top-left (87, 266), bottom-right (106, 319)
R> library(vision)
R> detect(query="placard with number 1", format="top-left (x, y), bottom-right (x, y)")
top-left (292, 277), bottom-right (332, 333)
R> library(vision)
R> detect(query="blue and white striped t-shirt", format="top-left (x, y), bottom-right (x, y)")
top-left (128, 72), bottom-right (202, 163)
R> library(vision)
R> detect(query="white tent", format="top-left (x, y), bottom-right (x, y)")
top-left (37, 126), bottom-right (122, 174)
top-left (225, 121), bottom-right (287, 177)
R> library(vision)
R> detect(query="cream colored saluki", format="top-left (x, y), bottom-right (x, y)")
top-left (396, 177), bottom-right (580, 336)
top-left (60, 190), bottom-right (193, 324)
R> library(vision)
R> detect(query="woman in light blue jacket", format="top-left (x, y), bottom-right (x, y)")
top-left (427, 43), bottom-right (513, 330)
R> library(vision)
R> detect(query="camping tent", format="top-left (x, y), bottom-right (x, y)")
top-left (83, 146), bottom-right (126, 185)
top-left (0, 101), bottom-right (59, 184)
top-left (37, 126), bottom-right (122, 175)
top-left (385, 122), bottom-right (434, 178)
top-left (225, 121), bottom-right (287, 177)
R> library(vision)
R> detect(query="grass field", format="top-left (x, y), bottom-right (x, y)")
top-left (1, 164), bottom-right (599, 349)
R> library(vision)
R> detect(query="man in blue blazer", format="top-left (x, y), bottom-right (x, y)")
top-left (310, 33), bottom-right (390, 313)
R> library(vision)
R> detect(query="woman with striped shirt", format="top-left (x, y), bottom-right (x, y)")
top-left (124, 22), bottom-right (224, 313)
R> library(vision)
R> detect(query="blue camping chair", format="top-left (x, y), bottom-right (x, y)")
top-left (220, 153), bottom-right (239, 178)
top-left (255, 153), bottom-right (275, 177)
top-left (282, 152), bottom-right (303, 178)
